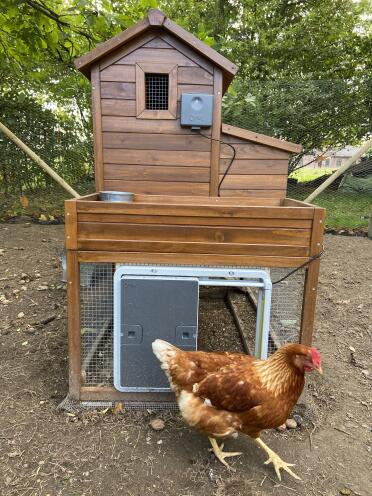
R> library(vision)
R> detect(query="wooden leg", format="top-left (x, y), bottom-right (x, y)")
top-left (67, 250), bottom-right (81, 400)
top-left (300, 207), bottom-right (325, 346)
top-left (300, 258), bottom-right (320, 346)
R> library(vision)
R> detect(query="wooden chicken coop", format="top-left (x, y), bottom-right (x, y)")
top-left (63, 9), bottom-right (325, 408)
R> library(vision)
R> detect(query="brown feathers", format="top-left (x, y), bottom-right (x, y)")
top-left (152, 340), bottom-right (315, 440)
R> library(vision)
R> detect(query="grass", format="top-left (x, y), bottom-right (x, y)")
top-left (313, 191), bottom-right (371, 229)
top-left (290, 167), bottom-right (334, 183)
top-left (289, 167), bottom-right (371, 229)
top-left (0, 180), bottom-right (94, 222)
top-left (288, 185), bottom-right (371, 229)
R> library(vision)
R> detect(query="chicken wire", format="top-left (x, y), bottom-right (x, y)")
top-left (80, 263), bottom-right (114, 387)
top-left (59, 262), bottom-right (306, 411)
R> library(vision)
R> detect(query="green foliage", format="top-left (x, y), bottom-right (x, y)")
top-left (163, 0), bottom-right (371, 161)
top-left (0, 0), bottom-right (371, 196)
top-left (0, 85), bottom-right (92, 194)
top-left (222, 78), bottom-right (371, 171)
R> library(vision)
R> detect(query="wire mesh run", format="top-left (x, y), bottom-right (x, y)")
top-left (268, 267), bottom-right (306, 355)
top-left (75, 263), bottom-right (306, 410)
top-left (80, 263), bottom-right (114, 387)
top-left (145, 73), bottom-right (169, 110)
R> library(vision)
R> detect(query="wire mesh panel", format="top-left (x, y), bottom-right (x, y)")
top-left (145, 73), bottom-right (169, 110)
top-left (239, 267), bottom-right (306, 355)
top-left (268, 267), bottom-right (306, 355)
top-left (73, 263), bottom-right (306, 411)
top-left (80, 263), bottom-right (114, 387)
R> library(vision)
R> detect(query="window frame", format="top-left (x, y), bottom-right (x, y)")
top-left (136, 63), bottom-right (177, 119)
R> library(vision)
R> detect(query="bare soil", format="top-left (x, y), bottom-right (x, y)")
top-left (0, 225), bottom-right (371, 496)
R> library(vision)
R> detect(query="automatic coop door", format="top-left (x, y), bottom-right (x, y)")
top-left (114, 275), bottom-right (199, 392)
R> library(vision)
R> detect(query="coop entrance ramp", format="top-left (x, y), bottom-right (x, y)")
top-left (114, 265), bottom-right (272, 394)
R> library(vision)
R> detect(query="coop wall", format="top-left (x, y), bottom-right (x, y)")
top-left (219, 132), bottom-right (291, 198)
top-left (92, 30), bottom-right (223, 196)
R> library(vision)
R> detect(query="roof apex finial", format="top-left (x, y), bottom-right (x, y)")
top-left (148, 8), bottom-right (166, 26)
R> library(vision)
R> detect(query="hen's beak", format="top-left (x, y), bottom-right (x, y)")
top-left (315, 365), bottom-right (323, 375)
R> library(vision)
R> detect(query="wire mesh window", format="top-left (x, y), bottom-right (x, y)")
top-left (145, 73), bottom-right (169, 110)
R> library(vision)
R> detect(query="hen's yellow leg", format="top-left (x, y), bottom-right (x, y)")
top-left (254, 438), bottom-right (301, 481)
top-left (208, 437), bottom-right (242, 468)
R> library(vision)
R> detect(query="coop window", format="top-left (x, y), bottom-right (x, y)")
top-left (136, 63), bottom-right (177, 119)
top-left (145, 73), bottom-right (169, 110)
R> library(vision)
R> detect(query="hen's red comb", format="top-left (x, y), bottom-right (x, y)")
top-left (310, 348), bottom-right (321, 367)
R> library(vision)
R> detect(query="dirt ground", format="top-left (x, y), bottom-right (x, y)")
top-left (0, 224), bottom-right (371, 496)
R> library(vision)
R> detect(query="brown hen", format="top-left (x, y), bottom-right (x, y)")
top-left (152, 339), bottom-right (322, 480)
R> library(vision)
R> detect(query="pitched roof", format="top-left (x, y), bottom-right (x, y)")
top-left (222, 124), bottom-right (302, 154)
top-left (75, 9), bottom-right (238, 90)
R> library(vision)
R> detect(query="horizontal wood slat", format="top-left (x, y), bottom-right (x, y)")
top-left (100, 65), bottom-right (135, 82)
top-left (105, 164), bottom-right (210, 182)
top-left (78, 250), bottom-right (309, 268)
top-left (76, 201), bottom-right (315, 219)
top-left (78, 213), bottom-right (313, 229)
top-left (78, 222), bottom-right (311, 246)
top-left (131, 195), bottom-right (283, 206)
top-left (98, 32), bottom-right (156, 71)
top-left (142, 37), bottom-right (171, 49)
top-left (218, 174), bottom-right (287, 190)
top-left (102, 132), bottom-right (210, 151)
top-left (159, 34), bottom-right (214, 74)
top-left (117, 47), bottom-right (198, 66)
top-left (101, 82), bottom-right (135, 99)
top-left (78, 239), bottom-right (310, 257)
top-left (102, 116), bottom-right (211, 134)
top-left (221, 143), bottom-right (289, 160)
top-left (104, 180), bottom-right (209, 195)
top-left (178, 67), bottom-right (213, 85)
top-left (219, 189), bottom-right (286, 198)
top-left (103, 148), bottom-right (211, 166)
top-left (101, 99), bottom-right (136, 116)
top-left (220, 159), bottom-right (288, 175)
top-left (177, 84), bottom-right (213, 99)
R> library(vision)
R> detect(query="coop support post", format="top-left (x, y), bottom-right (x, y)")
top-left (66, 200), bottom-right (81, 400)
top-left (300, 207), bottom-right (326, 345)
top-left (67, 249), bottom-right (81, 400)
top-left (304, 139), bottom-right (372, 203)
top-left (0, 121), bottom-right (80, 198)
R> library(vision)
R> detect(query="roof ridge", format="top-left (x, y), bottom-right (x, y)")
top-left (74, 9), bottom-right (237, 91)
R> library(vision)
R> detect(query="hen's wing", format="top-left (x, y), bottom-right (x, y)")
top-left (194, 364), bottom-right (268, 412)
top-left (152, 339), bottom-right (253, 393)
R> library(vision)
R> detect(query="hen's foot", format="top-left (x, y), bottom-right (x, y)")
top-left (208, 437), bottom-right (242, 468)
top-left (254, 438), bottom-right (301, 481)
